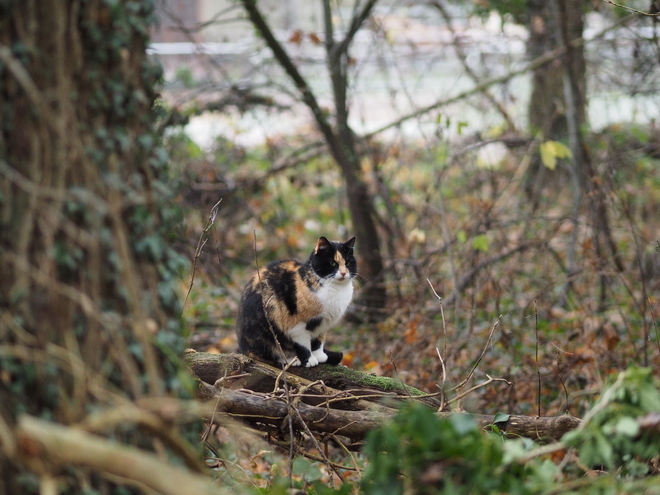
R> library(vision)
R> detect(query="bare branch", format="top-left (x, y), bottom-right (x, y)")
top-left (602, 0), bottom-right (660, 15)
top-left (239, 0), bottom-right (337, 148)
top-left (429, 0), bottom-right (517, 130)
top-left (332, 0), bottom-right (379, 60)
top-left (364, 13), bottom-right (636, 139)
top-left (14, 415), bottom-right (220, 495)
top-left (453, 316), bottom-right (502, 392)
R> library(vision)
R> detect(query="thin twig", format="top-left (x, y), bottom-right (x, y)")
top-left (426, 278), bottom-right (447, 359)
top-left (648, 297), bottom-right (660, 356)
top-left (535, 300), bottom-right (541, 417)
top-left (388, 351), bottom-right (413, 399)
top-left (296, 445), bottom-right (359, 472)
top-left (329, 435), bottom-right (362, 476)
top-left (453, 315), bottom-right (502, 391)
top-left (555, 349), bottom-right (570, 415)
top-left (448, 374), bottom-right (512, 405)
top-left (602, 0), bottom-right (660, 15)
top-left (181, 199), bottom-right (222, 316)
top-left (201, 394), bottom-right (224, 445)
top-left (435, 348), bottom-right (447, 411)
top-left (290, 407), bottom-right (345, 484)
top-left (214, 373), bottom-right (252, 388)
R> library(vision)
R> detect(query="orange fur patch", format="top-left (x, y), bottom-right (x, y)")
top-left (250, 261), bottom-right (323, 332)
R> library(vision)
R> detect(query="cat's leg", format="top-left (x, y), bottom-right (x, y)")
top-left (288, 323), bottom-right (317, 367)
top-left (311, 338), bottom-right (343, 365)
top-left (311, 338), bottom-right (328, 364)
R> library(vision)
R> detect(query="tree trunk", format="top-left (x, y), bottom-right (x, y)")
top-left (0, 2), bottom-right (203, 493)
top-left (526, 0), bottom-right (587, 137)
top-left (525, 0), bottom-right (588, 195)
top-left (241, 0), bottom-right (387, 314)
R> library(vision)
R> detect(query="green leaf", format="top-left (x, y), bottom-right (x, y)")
top-left (472, 234), bottom-right (489, 252)
top-left (457, 121), bottom-right (468, 135)
top-left (457, 230), bottom-right (467, 244)
top-left (493, 412), bottom-right (510, 425)
top-left (450, 413), bottom-right (477, 435)
top-left (613, 416), bottom-right (640, 437)
top-left (292, 457), bottom-right (322, 482)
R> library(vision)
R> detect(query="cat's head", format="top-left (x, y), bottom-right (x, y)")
top-left (309, 236), bottom-right (357, 282)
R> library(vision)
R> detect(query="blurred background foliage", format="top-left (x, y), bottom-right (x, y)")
top-left (151, 0), bottom-right (660, 488)
top-left (2, 0), bottom-right (660, 493)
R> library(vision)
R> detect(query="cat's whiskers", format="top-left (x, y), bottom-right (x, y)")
top-left (351, 272), bottom-right (367, 290)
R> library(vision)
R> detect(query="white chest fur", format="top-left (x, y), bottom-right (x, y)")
top-left (284, 276), bottom-right (354, 367)
top-left (314, 279), bottom-right (354, 333)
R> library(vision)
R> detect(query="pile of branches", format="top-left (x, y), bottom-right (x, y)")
top-left (186, 351), bottom-right (581, 453)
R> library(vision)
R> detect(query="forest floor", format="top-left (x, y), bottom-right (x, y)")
top-left (169, 123), bottom-right (660, 491)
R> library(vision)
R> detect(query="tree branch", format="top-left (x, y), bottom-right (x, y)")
top-left (363, 13), bottom-right (636, 139)
top-left (332, 0), bottom-right (379, 60)
top-left (239, 0), bottom-right (337, 151)
top-left (430, 0), bottom-right (517, 130)
top-left (14, 415), bottom-right (220, 495)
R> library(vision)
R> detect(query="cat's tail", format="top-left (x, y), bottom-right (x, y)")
top-left (324, 350), bottom-right (343, 366)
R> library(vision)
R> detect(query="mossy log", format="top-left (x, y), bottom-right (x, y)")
top-left (185, 351), bottom-right (580, 442)
top-left (185, 350), bottom-right (439, 408)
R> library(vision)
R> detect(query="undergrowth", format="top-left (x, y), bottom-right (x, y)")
top-left (166, 121), bottom-right (660, 493)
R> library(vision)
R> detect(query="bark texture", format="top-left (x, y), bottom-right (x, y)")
top-left (0, 2), bottom-right (197, 493)
top-left (187, 351), bottom-right (581, 443)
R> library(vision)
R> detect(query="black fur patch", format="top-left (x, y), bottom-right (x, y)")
top-left (309, 237), bottom-right (357, 279)
top-left (269, 264), bottom-right (297, 315)
top-left (292, 342), bottom-right (312, 367)
top-left (306, 317), bottom-right (323, 331)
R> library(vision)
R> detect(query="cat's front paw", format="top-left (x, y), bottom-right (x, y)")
top-left (289, 357), bottom-right (302, 367)
top-left (312, 349), bottom-right (328, 364)
top-left (305, 355), bottom-right (319, 367)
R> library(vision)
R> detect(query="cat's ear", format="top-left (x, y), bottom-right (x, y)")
top-left (344, 237), bottom-right (356, 249)
top-left (315, 236), bottom-right (331, 254)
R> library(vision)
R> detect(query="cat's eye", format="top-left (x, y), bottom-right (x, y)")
top-left (330, 261), bottom-right (337, 267)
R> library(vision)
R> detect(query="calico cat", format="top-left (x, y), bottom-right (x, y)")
top-left (236, 236), bottom-right (356, 367)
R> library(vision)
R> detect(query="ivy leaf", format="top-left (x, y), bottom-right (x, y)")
top-left (292, 457), bottom-right (322, 482)
top-left (493, 412), bottom-right (510, 425)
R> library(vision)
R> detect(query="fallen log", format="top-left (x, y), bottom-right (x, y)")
top-left (185, 351), bottom-right (439, 408)
top-left (186, 351), bottom-right (580, 442)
